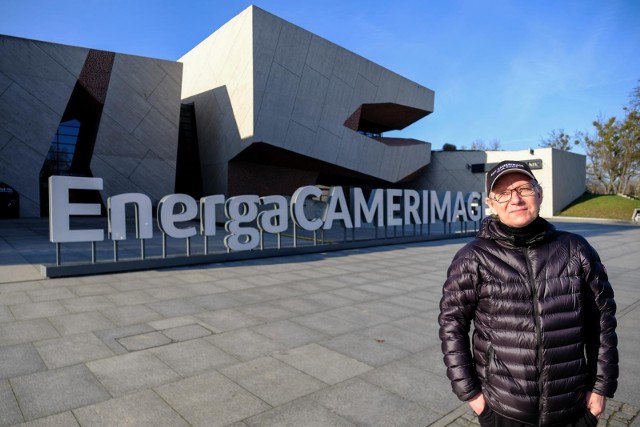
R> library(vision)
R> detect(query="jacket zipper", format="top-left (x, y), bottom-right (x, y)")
top-left (524, 247), bottom-right (544, 424)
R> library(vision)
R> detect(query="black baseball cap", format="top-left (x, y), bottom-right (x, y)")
top-left (486, 161), bottom-right (537, 194)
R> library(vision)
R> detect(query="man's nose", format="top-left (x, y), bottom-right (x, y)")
top-left (510, 190), bottom-right (524, 203)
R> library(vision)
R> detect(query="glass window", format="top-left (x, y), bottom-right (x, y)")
top-left (41, 119), bottom-right (81, 177)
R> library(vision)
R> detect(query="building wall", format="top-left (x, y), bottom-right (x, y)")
top-left (409, 150), bottom-right (488, 193)
top-left (550, 148), bottom-right (586, 212)
top-left (0, 35), bottom-right (181, 217)
top-left (90, 53), bottom-right (182, 203)
top-left (2, 10), bottom-right (585, 220)
top-left (0, 36), bottom-right (88, 217)
top-left (180, 6), bottom-right (435, 197)
top-left (250, 6), bottom-right (434, 184)
top-left (179, 7), bottom-right (254, 196)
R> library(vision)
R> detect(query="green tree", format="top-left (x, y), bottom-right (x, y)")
top-left (581, 109), bottom-right (640, 194)
top-left (539, 129), bottom-right (579, 151)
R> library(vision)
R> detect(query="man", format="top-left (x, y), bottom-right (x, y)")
top-left (438, 160), bottom-right (618, 426)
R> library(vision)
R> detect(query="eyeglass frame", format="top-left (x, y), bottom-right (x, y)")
top-left (489, 182), bottom-right (539, 203)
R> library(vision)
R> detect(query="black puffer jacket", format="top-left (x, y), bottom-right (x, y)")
top-left (439, 216), bottom-right (618, 426)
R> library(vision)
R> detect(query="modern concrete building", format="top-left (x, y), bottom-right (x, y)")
top-left (179, 6), bottom-right (434, 198)
top-left (0, 5), bottom-right (584, 220)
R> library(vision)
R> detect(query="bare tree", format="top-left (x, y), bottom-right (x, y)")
top-left (630, 80), bottom-right (640, 111)
top-left (469, 139), bottom-right (501, 150)
top-left (539, 129), bottom-right (579, 151)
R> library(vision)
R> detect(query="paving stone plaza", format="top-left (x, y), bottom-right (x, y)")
top-left (1, 218), bottom-right (639, 426)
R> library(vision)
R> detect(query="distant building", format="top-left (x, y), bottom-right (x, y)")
top-left (0, 5), bottom-right (584, 219)
top-left (411, 148), bottom-right (586, 218)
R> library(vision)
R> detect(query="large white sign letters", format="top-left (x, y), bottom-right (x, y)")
top-left (49, 176), bottom-right (485, 252)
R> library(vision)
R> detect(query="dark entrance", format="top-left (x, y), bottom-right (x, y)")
top-left (0, 182), bottom-right (20, 219)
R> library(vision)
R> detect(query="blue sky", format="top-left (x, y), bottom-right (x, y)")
top-left (2, 0), bottom-right (638, 153)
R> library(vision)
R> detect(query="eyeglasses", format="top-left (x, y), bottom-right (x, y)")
top-left (490, 184), bottom-right (537, 203)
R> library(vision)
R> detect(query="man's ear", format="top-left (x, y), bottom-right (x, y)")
top-left (485, 197), bottom-right (495, 215)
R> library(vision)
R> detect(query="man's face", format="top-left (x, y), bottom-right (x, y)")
top-left (487, 173), bottom-right (542, 228)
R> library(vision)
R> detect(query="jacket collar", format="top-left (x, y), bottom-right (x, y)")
top-left (477, 215), bottom-right (556, 248)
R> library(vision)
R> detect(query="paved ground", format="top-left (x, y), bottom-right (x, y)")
top-left (0, 218), bottom-right (638, 426)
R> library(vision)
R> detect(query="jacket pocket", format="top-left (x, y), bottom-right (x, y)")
top-left (477, 405), bottom-right (495, 427)
top-left (486, 345), bottom-right (495, 375)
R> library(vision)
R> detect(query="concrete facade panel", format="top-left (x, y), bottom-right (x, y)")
top-left (0, 70), bottom-right (11, 94)
top-left (129, 153), bottom-right (176, 202)
top-left (331, 48), bottom-right (361, 89)
top-left (318, 77), bottom-right (353, 139)
top-left (0, 37), bottom-right (89, 217)
top-left (227, 61), bottom-right (253, 141)
top-left (339, 133), bottom-right (379, 176)
top-left (90, 52), bottom-right (180, 206)
top-left (397, 80), bottom-right (435, 111)
top-left (0, 138), bottom-right (45, 216)
top-left (358, 60), bottom-right (383, 88)
top-left (374, 70), bottom-right (402, 104)
top-left (156, 60), bottom-right (183, 86)
top-left (284, 120), bottom-right (317, 154)
top-left (187, 89), bottom-right (236, 192)
top-left (273, 22), bottom-right (312, 77)
top-left (35, 41), bottom-right (89, 78)
top-left (0, 82), bottom-right (60, 154)
top-left (131, 108), bottom-right (179, 162)
top-left (352, 74), bottom-right (378, 106)
top-left (338, 135), bottom-right (431, 184)
top-left (291, 65), bottom-right (329, 132)
top-left (250, 8), bottom-right (281, 124)
top-left (311, 128), bottom-right (341, 164)
top-left (0, 38), bottom-right (82, 115)
top-left (147, 71), bottom-right (183, 126)
top-left (0, 36), bottom-right (82, 82)
top-left (380, 143), bottom-right (407, 182)
top-left (180, 6), bottom-right (254, 195)
top-left (405, 145), bottom-right (432, 180)
top-left (180, 8), bottom-right (250, 98)
top-left (255, 62), bottom-right (299, 147)
top-left (551, 149), bottom-right (586, 212)
top-left (92, 116), bottom-right (148, 161)
top-left (335, 131), bottom-right (370, 176)
top-left (89, 156), bottom-right (146, 203)
top-left (110, 55), bottom-right (167, 98)
top-left (410, 151), bottom-right (487, 193)
top-left (0, 127), bottom-right (11, 151)
top-left (306, 36), bottom-right (338, 78)
top-left (102, 72), bottom-right (153, 134)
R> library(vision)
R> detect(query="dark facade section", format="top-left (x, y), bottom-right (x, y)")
top-left (175, 103), bottom-right (203, 199)
top-left (38, 50), bottom-right (116, 216)
top-left (227, 143), bottom-right (393, 196)
top-left (344, 103), bottom-right (430, 134)
top-left (0, 182), bottom-right (20, 219)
